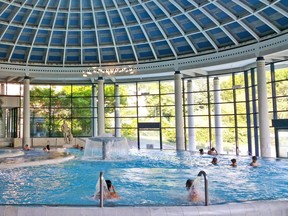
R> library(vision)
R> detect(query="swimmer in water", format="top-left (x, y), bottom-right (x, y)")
top-left (250, 156), bottom-right (260, 167)
top-left (186, 179), bottom-right (200, 202)
top-left (211, 157), bottom-right (218, 165)
top-left (105, 180), bottom-right (119, 199)
top-left (230, 158), bottom-right (237, 167)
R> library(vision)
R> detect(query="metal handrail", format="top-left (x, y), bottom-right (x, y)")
top-left (99, 171), bottom-right (104, 207)
top-left (197, 170), bottom-right (208, 206)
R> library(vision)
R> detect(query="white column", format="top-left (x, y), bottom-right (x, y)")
top-left (213, 77), bottom-right (223, 154)
top-left (174, 71), bottom-right (185, 150)
top-left (92, 84), bottom-right (98, 136)
top-left (23, 76), bottom-right (31, 147)
top-left (0, 83), bottom-right (5, 138)
top-left (97, 77), bottom-right (105, 136)
top-left (256, 57), bottom-right (271, 157)
top-left (187, 80), bottom-right (196, 151)
top-left (115, 84), bottom-right (121, 137)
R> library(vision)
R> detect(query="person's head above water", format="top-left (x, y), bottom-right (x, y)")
top-left (105, 180), bottom-right (112, 190)
top-left (186, 179), bottom-right (194, 190)
top-left (252, 156), bottom-right (257, 161)
top-left (212, 157), bottom-right (218, 164)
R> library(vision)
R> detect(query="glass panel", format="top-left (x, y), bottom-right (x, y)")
top-left (104, 84), bottom-right (114, 96)
top-left (234, 72), bottom-right (244, 86)
top-left (194, 128), bottom-right (210, 149)
top-left (72, 118), bottom-right (92, 136)
top-left (193, 92), bottom-right (208, 103)
top-left (235, 89), bottom-right (246, 101)
top-left (138, 81), bottom-right (159, 94)
top-left (236, 102), bottom-right (246, 114)
top-left (222, 128), bottom-right (235, 152)
top-left (51, 85), bottom-right (71, 96)
top-left (122, 129), bottom-right (137, 146)
top-left (120, 96), bottom-right (137, 106)
top-left (138, 117), bottom-right (160, 122)
top-left (161, 94), bottom-right (174, 105)
top-left (238, 128), bottom-right (248, 155)
top-left (119, 83), bottom-right (136, 95)
top-left (72, 97), bottom-right (92, 107)
top-left (275, 80), bottom-right (288, 96)
top-left (52, 108), bottom-right (71, 117)
top-left (104, 107), bottom-right (115, 117)
top-left (161, 117), bottom-right (175, 127)
top-left (72, 108), bottom-right (92, 117)
top-left (119, 107), bottom-right (137, 117)
top-left (72, 85), bottom-right (92, 96)
top-left (30, 85), bottom-right (50, 96)
top-left (191, 104), bottom-right (209, 114)
top-left (138, 95), bottom-right (159, 106)
top-left (278, 110), bottom-right (288, 119)
top-left (220, 90), bottom-right (234, 102)
top-left (221, 103), bottom-right (234, 114)
top-left (221, 115), bottom-right (235, 127)
top-left (139, 129), bottom-right (160, 149)
top-left (119, 117), bottom-right (137, 127)
top-left (51, 97), bottom-right (71, 107)
top-left (161, 105), bottom-right (175, 117)
top-left (237, 114), bottom-right (248, 127)
top-left (162, 128), bottom-right (176, 148)
top-left (270, 128), bottom-right (275, 157)
top-left (105, 117), bottom-right (115, 128)
top-left (7, 83), bottom-right (21, 95)
top-left (160, 80), bottom-right (174, 94)
top-left (278, 129), bottom-right (288, 158)
top-left (192, 116), bottom-right (209, 127)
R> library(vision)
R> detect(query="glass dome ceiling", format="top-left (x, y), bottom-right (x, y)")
top-left (0, 0), bottom-right (287, 67)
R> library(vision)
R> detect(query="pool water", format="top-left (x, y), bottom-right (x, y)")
top-left (0, 149), bottom-right (287, 206)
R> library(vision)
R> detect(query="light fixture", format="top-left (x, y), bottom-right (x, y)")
top-left (82, 66), bottom-right (136, 77)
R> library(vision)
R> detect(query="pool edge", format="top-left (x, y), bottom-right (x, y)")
top-left (0, 200), bottom-right (287, 216)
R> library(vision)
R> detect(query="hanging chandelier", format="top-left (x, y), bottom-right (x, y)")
top-left (82, 66), bottom-right (136, 77)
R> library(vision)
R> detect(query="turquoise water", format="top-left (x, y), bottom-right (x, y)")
top-left (0, 149), bottom-right (287, 206)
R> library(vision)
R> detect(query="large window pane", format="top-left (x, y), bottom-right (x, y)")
top-left (160, 81), bottom-right (174, 94)
top-left (119, 107), bottom-right (137, 117)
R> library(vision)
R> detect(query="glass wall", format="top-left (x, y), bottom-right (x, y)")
top-left (30, 84), bottom-right (93, 138)
top-left (1, 60), bottom-right (285, 155)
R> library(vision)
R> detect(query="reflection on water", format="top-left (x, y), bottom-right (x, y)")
top-left (0, 149), bottom-right (287, 206)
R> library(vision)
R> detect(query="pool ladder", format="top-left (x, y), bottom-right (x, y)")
top-left (197, 170), bottom-right (208, 206)
top-left (99, 171), bottom-right (104, 207)
top-left (99, 170), bottom-right (208, 207)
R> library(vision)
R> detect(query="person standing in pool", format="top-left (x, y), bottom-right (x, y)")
top-left (208, 147), bottom-right (218, 155)
top-left (105, 180), bottom-right (119, 199)
top-left (230, 158), bottom-right (237, 167)
top-left (186, 179), bottom-right (200, 202)
top-left (23, 144), bottom-right (30, 151)
top-left (250, 156), bottom-right (260, 167)
top-left (93, 179), bottom-right (119, 200)
top-left (211, 157), bottom-right (218, 165)
top-left (199, 149), bottom-right (204, 155)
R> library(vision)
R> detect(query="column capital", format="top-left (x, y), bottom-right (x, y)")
top-left (98, 77), bottom-right (103, 81)
top-left (174, 71), bottom-right (181, 75)
top-left (257, 56), bottom-right (265, 61)
top-left (213, 77), bottom-right (219, 80)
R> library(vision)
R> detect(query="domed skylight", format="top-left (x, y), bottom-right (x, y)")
top-left (0, 0), bottom-right (287, 67)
